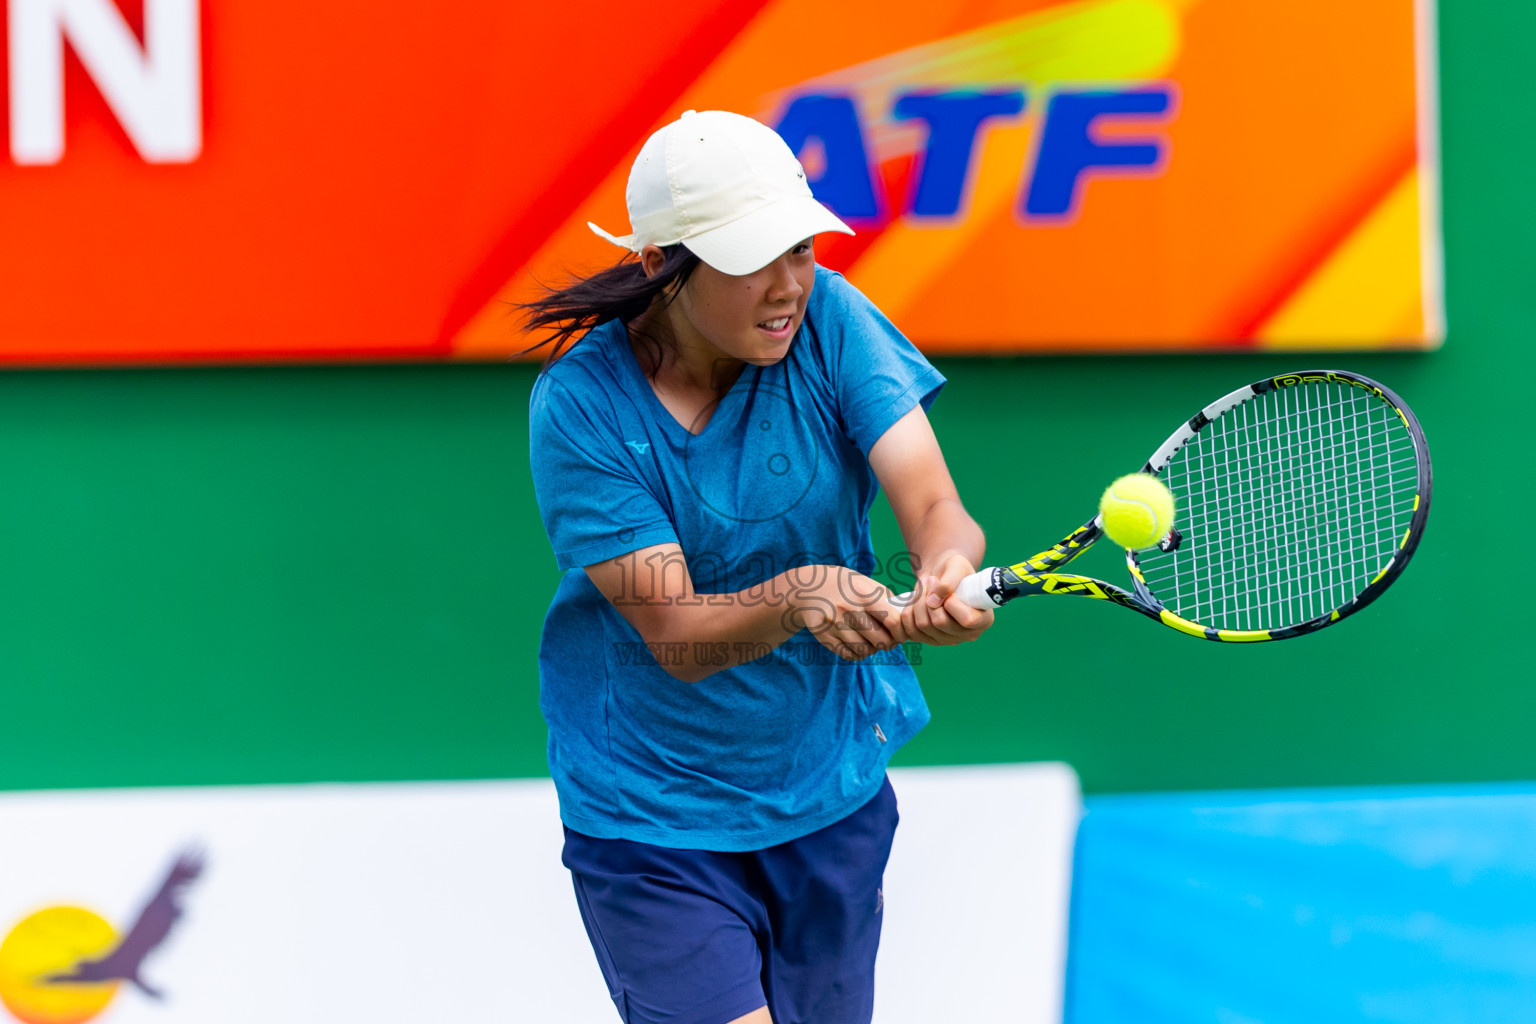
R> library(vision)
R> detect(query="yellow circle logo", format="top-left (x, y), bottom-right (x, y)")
top-left (0, 907), bottom-right (120, 1024)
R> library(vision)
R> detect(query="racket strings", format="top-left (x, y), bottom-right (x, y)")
top-left (1138, 380), bottom-right (1420, 632)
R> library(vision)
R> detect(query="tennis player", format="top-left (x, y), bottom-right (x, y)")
top-left (524, 109), bottom-right (993, 1024)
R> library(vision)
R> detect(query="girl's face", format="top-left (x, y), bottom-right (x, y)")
top-left (653, 240), bottom-right (817, 368)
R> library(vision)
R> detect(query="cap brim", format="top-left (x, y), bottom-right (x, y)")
top-left (681, 196), bottom-right (854, 276)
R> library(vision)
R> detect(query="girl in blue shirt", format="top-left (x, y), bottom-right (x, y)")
top-left (524, 110), bottom-right (992, 1024)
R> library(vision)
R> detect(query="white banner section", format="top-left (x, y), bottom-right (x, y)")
top-left (0, 764), bottom-right (1080, 1024)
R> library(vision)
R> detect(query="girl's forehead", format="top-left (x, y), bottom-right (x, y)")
top-left (692, 256), bottom-right (814, 289)
top-left (700, 241), bottom-right (815, 278)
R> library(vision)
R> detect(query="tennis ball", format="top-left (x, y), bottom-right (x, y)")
top-left (1099, 473), bottom-right (1175, 549)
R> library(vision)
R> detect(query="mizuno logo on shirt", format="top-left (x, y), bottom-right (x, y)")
top-left (624, 441), bottom-right (651, 455)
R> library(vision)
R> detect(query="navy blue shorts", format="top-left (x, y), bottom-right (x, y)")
top-left (562, 776), bottom-right (899, 1024)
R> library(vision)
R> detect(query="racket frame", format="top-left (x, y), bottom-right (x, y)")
top-left (967, 369), bottom-right (1432, 642)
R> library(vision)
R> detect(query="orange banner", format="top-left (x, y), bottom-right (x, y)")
top-left (0, 0), bottom-right (1440, 364)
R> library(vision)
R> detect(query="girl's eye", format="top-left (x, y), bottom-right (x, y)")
top-left (793, 241), bottom-right (814, 256)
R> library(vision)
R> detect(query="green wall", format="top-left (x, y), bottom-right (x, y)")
top-left (0, 0), bottom-right (1526, 795)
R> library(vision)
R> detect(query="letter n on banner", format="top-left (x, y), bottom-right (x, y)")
top-left (10, 0), bottom-right (201, 165)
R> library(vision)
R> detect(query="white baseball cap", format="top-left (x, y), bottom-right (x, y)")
top-left (588, 110), bottom-right (854, 276)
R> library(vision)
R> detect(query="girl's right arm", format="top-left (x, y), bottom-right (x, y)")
top-left (584, 543), bottom-right (905, 683)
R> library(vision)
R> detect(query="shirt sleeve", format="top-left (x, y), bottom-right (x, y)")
top-left (812, 269), bottom-right (947, 455)
top-left (528, 374), bottom-right (678, 571)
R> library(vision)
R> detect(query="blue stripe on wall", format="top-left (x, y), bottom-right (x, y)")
top-left (1066, 783), bottom-right (1536, 1023)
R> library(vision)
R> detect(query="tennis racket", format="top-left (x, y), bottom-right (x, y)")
top-left (937, 369), bottom-right (1431, 642)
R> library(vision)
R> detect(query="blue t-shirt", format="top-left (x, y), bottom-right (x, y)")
top-left (528, 266), bottom-right (945, 851)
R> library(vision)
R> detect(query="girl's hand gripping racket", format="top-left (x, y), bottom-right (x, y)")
top-left (934, 370), bottom-right (1431, 642)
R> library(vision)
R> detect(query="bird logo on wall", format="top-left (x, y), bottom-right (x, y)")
top-left (0, 848), bottom-right (204, 1024)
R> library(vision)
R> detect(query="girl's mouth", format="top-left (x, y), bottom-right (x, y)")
top-left (756, 316), bottom-right (793, 338)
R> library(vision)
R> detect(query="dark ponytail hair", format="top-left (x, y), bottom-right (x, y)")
top-left (519, 244), bottom-right (701, 371)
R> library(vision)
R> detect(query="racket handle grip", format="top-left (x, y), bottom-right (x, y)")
top-left (891, 569), bottom-right (999, 611)
top-left (955, 569), bottom-right (999, 609)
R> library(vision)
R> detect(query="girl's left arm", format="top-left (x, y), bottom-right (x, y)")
top-left (868, 405), bottom-right (994, 645)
